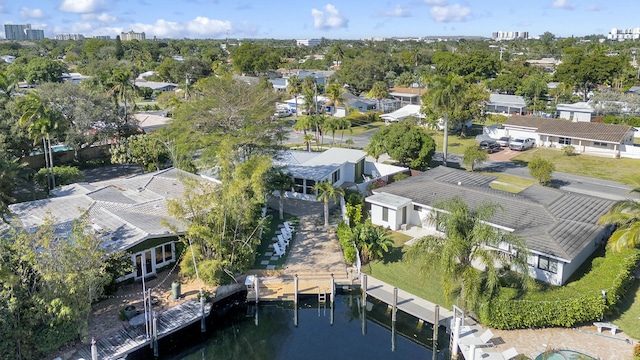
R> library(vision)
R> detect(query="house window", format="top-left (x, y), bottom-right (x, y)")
top-left (413, 205), bottom-right (421, 211)
top-left (155, 246), bottom-right (163, 264)
top-left (332, 169), bottom-right (340, 184)
top-left (558, 137), bottom-right (572, 145)
top-left (593, 141), bottom-right (608, 148)
top-left (382, 207), bottom-right (389, 222)
top-left (293, 178), bottom-right (304, 193)
top-left (164, 243), bottom-right (173, 262)
top-left (305, 179), bottom-right (315, 195)
top-left (538, 255), bottom-right (558, 274)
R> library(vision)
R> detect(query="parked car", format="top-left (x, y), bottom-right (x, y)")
top-left (478, 140), bottom-right (501, 153)
top-left (273, 110), bottom-right (292, 118)
top-left (509, 138), bottom-right (535, 151)
top-left (496, 136), bottom-right (511, 147)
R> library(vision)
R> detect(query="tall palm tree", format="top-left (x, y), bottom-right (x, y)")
top-left (0, 71), bottom-right (16, 100)
top-left (18, 93), bottom-right (66, 190)
top-left (427, 73), bottom-right (466, 167)
top-left (368, 81), bottom-right (390, 113)
top-left (302, 133), bottom-right (315, 152)
top-left (313, 181), bottom-right (345, 227)
top-left (326, 83), bottom-right (345, 115)
top-left (405, 196), bottom-right (531, 312)
top-left (598, 188), bottom-right (640, 252)
top-left (337, 117), bottom-right (352, 146)
top-left (268, 169), bottom-right (293, 220)
top-left (109, 68), bottom-right (137, 119)
top-left (286, 75), bottom-right (302, 116)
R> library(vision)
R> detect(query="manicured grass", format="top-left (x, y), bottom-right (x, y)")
top-left (363, 240), bottom-right (452, 309)
top-left (427, 131), bottom-right (479, 155)
top-left (349, 121), bottom-right (386, 135)
top-left (512, 148), bottom-right (640, 185)
top-left (389, 230), bottom-right (413, 246)
top-left (484, 172), bottom-right (537, 193)
top-left (488, 182), bottom-right (523, 193)
top-left (612, 280), bottom-right (640, 339)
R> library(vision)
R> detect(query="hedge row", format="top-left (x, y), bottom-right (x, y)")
top-left (478, 248), bottom-right (640, 329)
top-left (337, 221), bottom-right (357, 265)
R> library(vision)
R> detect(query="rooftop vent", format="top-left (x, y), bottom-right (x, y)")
top-left (457, 181), bottom-right (462, 186)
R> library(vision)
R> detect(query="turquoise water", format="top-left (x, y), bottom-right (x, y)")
top-left (534, 349), bottom-right (597, 360)
top-left (129, 293), bottom-right (449, 360)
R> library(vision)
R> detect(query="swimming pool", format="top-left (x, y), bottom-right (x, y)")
top-left (534, 349), bottom-right (597, 360)
top-left (128, 293), bottom-right (450, 360)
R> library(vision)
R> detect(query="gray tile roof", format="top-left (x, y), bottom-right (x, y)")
top-left (504, 116), bottom-right (633, 144)
top-left (371, 166), bottom-right (613, 261)
top-left (4, 168), bottom-right (208, 252)
top-left (274, 148), bottom-right (366, 180)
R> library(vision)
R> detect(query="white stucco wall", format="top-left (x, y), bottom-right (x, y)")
top-left (370, 203), bottom-right (400, 230)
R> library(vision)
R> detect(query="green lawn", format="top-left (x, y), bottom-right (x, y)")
top-left (512, 148), bottom-right (640, 185)
top-left (612, 280), bottom-right (640, 339)
top-left (349, 121), bottom-right (386, 135)
top-left (484, 172), bottom-right (538, 193)
top-left (363, 236), bottom-right (452, 309)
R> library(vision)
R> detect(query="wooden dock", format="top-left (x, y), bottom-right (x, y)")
top-left (364, 275), bottom-right (454, 328)
top-left (74, 300), bottom-right (212, 360)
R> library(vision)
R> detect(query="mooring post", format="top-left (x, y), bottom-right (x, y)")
top-left (254, 275), bottom-right (259, 304)
top-left (451, 317), bottom-right (461, 359)
top-left (361, 296), bottom-right (367, 336)
top-left (361, 274), bottom-right (367, 304)
top-left (153, 316), bottom-right (158, 357)
top-left (392, 287), bottom-right (397, 322)
top-left (294, 274), bottom-right (299, 305)
top-left (391, 317), bottom-right (396, 352)
top-left (148, 289), bottom-right (153, 348)
top-left (330, 274), bottom-right (335, 304)
top-left (200, 296), bottom-right (206, 333)
top-left (330, 299), bottom-right (334, 326)
top-left (91, 338), bottom-right (97, 360)
top-left (432, 305), bottom-right (439, 360)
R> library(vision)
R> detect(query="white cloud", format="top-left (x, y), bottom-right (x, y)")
top-left (60, 0), bottom-right (107, 14)
top-left (430, 4), bottom-right (471, 22)
top-left (82, 12), bottom-right (117, 23)
top-left (20, 7), bottom-right (45, 19)
top-left (130, 17), bottom-right (233, 38)
top-left (311, 4), bottom-right (348, 31)
top-left (424, 0), bottom-right (445, 4)
top-left (551, 0), bottom-right (576, 10)
top-left (379, 5), bottom-right (411, 18)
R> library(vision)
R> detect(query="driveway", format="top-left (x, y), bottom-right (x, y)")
top-left (488, 147), bottom-right (524, 162)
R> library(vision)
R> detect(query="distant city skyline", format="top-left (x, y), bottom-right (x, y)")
top-left (0, 0), bottom-right (638, 40)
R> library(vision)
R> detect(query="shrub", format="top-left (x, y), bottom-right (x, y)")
top-left (562, 145), bottom-right (576, 156)
top-left (336, 221), bottom-right (356, 264)
top-left (633, 343), bottom-right (640, 359)
top-left (478, 248), bottom-right (640, 329)
top-left (528, 155), bottom-right (555, 186)
top-left (392, 172), bottom-right (409, 182)
top-left (34, 165), bottom-right (84, 190)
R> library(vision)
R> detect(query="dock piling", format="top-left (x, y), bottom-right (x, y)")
top-left (153, 316), bottom-right (158, 357)
top-left (432, 305), bottom-right (439, 360)
top-left (330, 274), bottom-right (335, 304)
top-left (200, 296), bottom-right (206, 333)
top-left (254, 276), bottom-right (259, 304)
top-left (392, 287), bottom-right (397, 322)
top-left (361, 274), bottom-right (367, 304)
top-left (294, 274), bottom-right (298, 305)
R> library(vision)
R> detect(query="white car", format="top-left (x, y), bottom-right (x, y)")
top-left (509, 138), bottom-right (535, 151)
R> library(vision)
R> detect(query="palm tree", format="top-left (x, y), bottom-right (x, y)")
top-left (598, 188), bottom-right (640, 252)
top-left (313, 181), bottom-right (345, 227)
top-left (368, 81), bottom-right (390, 113)
top-left (302, 88), bottom-right (315, 116)
top-left (268, 169), bottom-right (293, 220)
top-left (326, 83), bottom-right (345, 115)
top-left (302, 133), bottom-right (315, 152)
top-left (287, 75), bottom-right (302, 116)
top-left (405, 196), bottom-right (531, 312)
top-left (109, 68), bottom-right (137, 119)
top-left (0, 71), bottom-right (16, 100)
top-left (18, 93), bottom-right (66, 190)
top-left (427, 73), bottom-right (466, 167)
top-left (324, 117), bottom-right (342, 147)
top-left (337, 117), bottom-right (352, 146)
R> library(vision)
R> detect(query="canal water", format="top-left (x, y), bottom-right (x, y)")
top-left (129, 292), bottom-right (450, 360)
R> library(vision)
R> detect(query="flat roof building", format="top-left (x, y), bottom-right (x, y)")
top-left (121, 30), bottom-right (145, 41)
top-left (296, 39), bottom-right (321, 47)
top-left (4, 24), bottom-right (44, 40)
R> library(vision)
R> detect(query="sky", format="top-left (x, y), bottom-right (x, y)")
top-left (1, 0), bottom-right (638, 40)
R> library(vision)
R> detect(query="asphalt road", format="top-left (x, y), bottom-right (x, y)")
top-left (284, 125), bottom-right (636, 201)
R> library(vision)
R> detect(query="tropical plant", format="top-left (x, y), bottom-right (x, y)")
top-left (108, 68), bottom-right (137, 118)
top-left (598, 187), bottom-right (640, 252)
top-left (313, 181), bottom-right (345, 227)
top-left (528, 155), bottom-right (555, 186)
top-left (423, 73), bottom-right (466, 166)
top-left (286, 75), bottom-right (302, 116)
top-left (268, 168), bottom-right (293, 220)
top-left (367, 81), bottom-right (389, 112)
top-left (463, 146), bottom-right (489, 171)
top-left (352, 220), bottom-right (394, 263)
top-left (302, 133), bottom-right (315, 152)
top-left (0, 156), bottom-right (27, 222)
top-left (405, 196), bottom-right (531, 311)
top-left (326, 83), bottom-right (346, 113)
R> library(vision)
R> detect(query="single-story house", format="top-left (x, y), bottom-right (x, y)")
top-left (2, 168), bottom-right (215, 281)
top-left (556, 102), bottom-right (594, 122)
top-left (134, 111), bottom-right (171, 133)
top-left (135, 81), bottom-right (177, 92)
top-left (273, 148), bottom-right (367, 201)
top-left (380, 104), bottom-right (424, 124)
top-left (366, 166), bottom-right (614, 285)
top-left (62, 72), bottom-right (92, 84)
top-left (389, 87), bottom-right (424, 105)
top-left (485, 94), bottom-right (526, 115)
top-left (493, 115), bottom-right (635, 157)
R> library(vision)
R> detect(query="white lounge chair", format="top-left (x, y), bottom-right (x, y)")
top-left (476, 347), bottom-right (519, 360)
top-left (277, 234), bottom-right (290, 248)
top-left (284, 221), bottom-right (295, 233)
top-left (459, 329), bottom-right (494, 347)
top-left (273, 242), bottom-right (285, 258)
top-left (500, 347), bottom-right (519, 360)
top-left (280, 226), bottom-right (293, 239)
